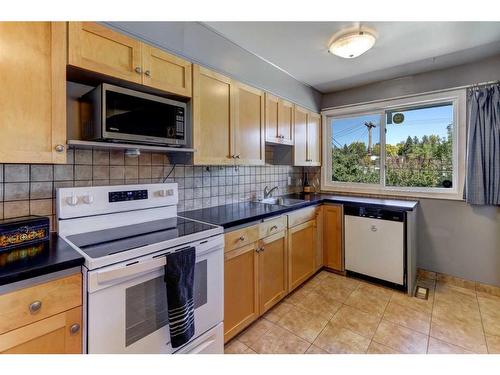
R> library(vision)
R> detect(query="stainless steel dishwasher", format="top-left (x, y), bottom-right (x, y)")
top-left (344, 205), bottom-right (406, 289)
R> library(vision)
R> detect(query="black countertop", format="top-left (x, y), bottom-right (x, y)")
top-left (0, 234), bottom-right (84, 286)
top-left (181, 193), bottom-right (418, 229)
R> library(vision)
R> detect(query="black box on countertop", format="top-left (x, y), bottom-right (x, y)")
top-left (0, 216), bottom-right (50, 252)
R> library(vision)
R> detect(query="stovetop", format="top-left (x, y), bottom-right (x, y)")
top-left (66, 217), bottom-right (218, 259)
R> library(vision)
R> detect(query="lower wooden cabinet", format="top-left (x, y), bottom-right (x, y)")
top-left (0, 307), bottom-right (82, 354)
top-left (0, 273), bottom-right (83, 354)
top-left (288, 219), bottom-right (316, 292)
top-left (223, 205), bottom-right (343, 342)
top-left (323, 204), bottom-right (344, 271)
top-left (223, 217), bottom-right (288, 342)
top-left (258, 231), bottom-right (287, 314)
top-left (314, 206), bottom-right (324, 271)
top-left (224, 243), bottom-right (259, 342)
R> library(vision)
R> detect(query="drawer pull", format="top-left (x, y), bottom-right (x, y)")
top-left (70, 323), bottom-right (81, 335)
top-left (270, 225), bottom-right (278, 231)
top-left (29, 300), bottom-right (42, 314)
top-left (238, 236), bottom-right (246, 241)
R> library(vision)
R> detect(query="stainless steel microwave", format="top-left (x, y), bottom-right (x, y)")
top-left (80, 83), bottom-right (187, 146)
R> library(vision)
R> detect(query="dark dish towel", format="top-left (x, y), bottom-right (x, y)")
top-left (164, 247), bottom-right (196, 348)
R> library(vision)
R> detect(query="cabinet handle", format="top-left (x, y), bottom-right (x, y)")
top-left (270, 225), bottom-right (278, 231)
top-left (70, 323), bottom-right (81, 335)
top-left (135, 66), bottom-right (142, 74)
top-left (236, 155), bottom-right (240, 159)
top-left (256, 247), bottom-right (264, 253)
top-left (144, 70), bottom-right (151, 77)
top-left (260, 246), bottom-right (265, 252)
top-left (54, 144), bottom-right (65, 153)
top-left (239, 236), bottom-right (245, 241)
top-left (29, 300), bottom-right (42, 314)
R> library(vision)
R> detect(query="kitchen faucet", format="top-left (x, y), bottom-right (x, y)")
top-left (264, 185), bottom-right (279, 198)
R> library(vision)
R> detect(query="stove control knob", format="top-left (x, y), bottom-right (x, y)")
top-left (66, 194), bottom-right (79, 206)
top-left (82, 194), bottom-right (94, 205)
top-left (165, 189), bottom-right (174, 196)
top-left (158, 190), bottom-right (166, 197)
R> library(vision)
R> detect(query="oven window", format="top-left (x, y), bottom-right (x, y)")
top-left (125, 276), bottom-right (168, 347)
top-left (125, 260), bottom-right (208, 347)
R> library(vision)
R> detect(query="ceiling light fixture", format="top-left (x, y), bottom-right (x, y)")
top-left (328, 30), bottom-right (376, 59)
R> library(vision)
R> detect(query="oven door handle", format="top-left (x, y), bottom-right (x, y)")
top-left (97, 256), bottom-right (167, 285)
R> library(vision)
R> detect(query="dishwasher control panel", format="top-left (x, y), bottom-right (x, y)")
top-left (344, 206), bottom-right (405, 222)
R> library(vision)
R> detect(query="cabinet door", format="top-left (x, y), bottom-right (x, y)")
top-left (0, 22), bottom-right (66, 164)
top-left (323, 204), bottom-right (344, 271)
top-left (193, 65), bottom-right (233, 165)
top-left (265, 93), bottom-right (280, 142)
top-left (278, 99), bottom-right (294, 145)
top-left (307, 112), bottom-right (321, 166)
top-left (232, 82), bottom-right (265, 165)
top-left (314, 206), bottom-right (324, 271)
top-left (0, 307), bottom-right (82, 354)
top-left (224, 244), bottom-right (259, 342)
top-left (68, 22), bottom-right (142, 84)
top-left (142, 44), bottom-right (192, 97)
top-left (293, 106), bottom-right (308, 166)
top-left (288, 220), bottom-right (316, 292)
top-left (259, 232), bottom-right (287, 314)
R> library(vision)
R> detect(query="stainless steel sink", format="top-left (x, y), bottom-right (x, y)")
top-left (253, 197), bottom-right (306, 207)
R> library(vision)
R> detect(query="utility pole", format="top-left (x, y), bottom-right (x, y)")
top-left (364, 121), bottom-right (376, 155)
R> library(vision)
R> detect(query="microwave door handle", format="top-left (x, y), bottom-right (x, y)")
top-left (97, 256), bottom-right (167, 285)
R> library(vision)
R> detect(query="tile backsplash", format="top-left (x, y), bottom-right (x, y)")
top-left (0, 148), bottom-right (305, 231)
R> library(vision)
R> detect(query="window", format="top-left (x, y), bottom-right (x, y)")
top-left (322, 90), bottom-right (466, 199)
top-left (332, 114), bottom-right (381, 184)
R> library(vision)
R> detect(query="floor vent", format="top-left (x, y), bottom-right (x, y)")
top-left (415, 286), bottom-right (429, 300)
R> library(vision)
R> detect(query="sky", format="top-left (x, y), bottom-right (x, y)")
top-left (331, 104), bottom-right (453, 148)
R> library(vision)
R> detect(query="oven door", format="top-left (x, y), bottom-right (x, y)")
top-left (86, 236), bottom-right (223, 354)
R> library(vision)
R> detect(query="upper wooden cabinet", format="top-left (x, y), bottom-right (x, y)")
top-left (192, 65), bottom-right (265, 166)
top-left (294, 106), bottom-right (321, 166)
top-left (307, 112), bottom-right (321, 165)
top-left (141, 44), bottom-right (192, 97)
top-left (265, 93), bottom-right (294, 145)
top-left (68, 22), bottom-right (192, 97)
top-left (232, 82), bottom-right (265, 165)
top-left (323, 204), bottom-right (344, 272)
top-left (193, 65), bottom-right (232, 165)
top-left (0, 22), bottom-right (67, 164)
top-left (68, 22), bottom-right (142, 84)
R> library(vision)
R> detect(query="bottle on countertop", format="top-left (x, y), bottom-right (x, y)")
top-left (303, 170), bottom-right (312, 193)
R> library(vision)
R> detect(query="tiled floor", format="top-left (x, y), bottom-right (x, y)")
top-left (224, 270), bottom-right (500, 354)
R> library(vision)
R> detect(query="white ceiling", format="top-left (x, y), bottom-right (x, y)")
top-left (203, 22), bottom-right (500, 93)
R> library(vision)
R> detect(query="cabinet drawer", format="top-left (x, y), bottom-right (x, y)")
top-left (0, 273), bottom-right (82, 335)
top-left (0, 306), bottom-right (82, 354)
top-left (259, 216), bottom-right (286, 238)
top-left (224, 225), bottom-right (259, 253)
top-left (287, 206), bottom-right (319, 228)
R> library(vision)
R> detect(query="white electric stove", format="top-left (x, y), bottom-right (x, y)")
top-left (56, 183), bottom-right (224, 354)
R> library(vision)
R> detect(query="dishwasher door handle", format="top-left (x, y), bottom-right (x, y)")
top-left (370, 225), bottom-right (378, 232)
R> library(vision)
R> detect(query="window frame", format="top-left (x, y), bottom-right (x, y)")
top-left (321, 89), bottom-right (467, 200)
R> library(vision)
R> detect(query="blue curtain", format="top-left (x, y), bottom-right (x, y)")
top-left (466, 85), bottom-right (500, 205)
